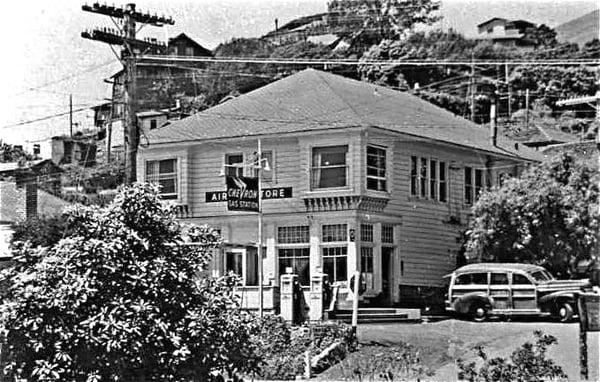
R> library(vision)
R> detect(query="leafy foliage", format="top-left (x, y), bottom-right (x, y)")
top-left (465, 153), bottom-right (599, 278)
top-left (0, 142), bottom-right (34, 163)
top-left (458, 330), bottom-right (567, 382)
top-left (326, 342), bottom-right (427, 381)
top-left (251, 315), bottom-right (354, 380)
top-left (11, 214), bottom-right (73, 249)
top-left (328, 0), bottom-right (441, 44)
top-left (0, 183), bottom-right (260, 381)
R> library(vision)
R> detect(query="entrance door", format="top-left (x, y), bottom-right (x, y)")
top-left (381, 247), bottom-right (394, 306)
top-left (224, 248), bottom-right (258, 286)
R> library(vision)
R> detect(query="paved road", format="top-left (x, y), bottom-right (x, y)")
top-left (357, 318), bottom-right (599, 381)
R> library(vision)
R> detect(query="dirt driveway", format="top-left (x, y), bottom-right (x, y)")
top-left (356, 318), bottom-right (599, 381)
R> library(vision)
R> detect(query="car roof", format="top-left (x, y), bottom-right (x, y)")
top-left (454, 263), bottom-right (546, 274)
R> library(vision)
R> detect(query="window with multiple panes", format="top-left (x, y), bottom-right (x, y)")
top-left (381, 225), bottom-right (394, 244)
top-left (410, 156), bottom-right (418, 196)
top-left (366, 145), bottom-right (387, 191)
top-left (278, 248), bottom-right (310, 285)
top-left (464, 166), bottom-right (485, 204)
top-left (464, 167), bottom-right (473, 204)
top-left (323, 246), bottom-right (348, 282)
top-left (360, 246), bottom-right (374, 288)
top-left (322, 224), bottom-right (347, 242)
top-left (225, 153), bottom-right (244, 177)
top-left (311, 145), bottom-right (348, 189)
top-left (277, 226), bottom-right (310, 244)
top-left (360, 224), bottom-right (373, 242)
top-left (146, 159), bottom-right (178, 199)
top-left (409, 156), bottom-right (447, 202)
top-left (277, 226), bottom-right (310, 285)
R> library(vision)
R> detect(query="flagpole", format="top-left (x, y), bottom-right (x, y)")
top-left (258, 138), bottom-right (264, 318)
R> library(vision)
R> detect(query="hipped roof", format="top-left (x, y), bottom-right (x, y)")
top-left (146, 69), bottom-right (543, 162)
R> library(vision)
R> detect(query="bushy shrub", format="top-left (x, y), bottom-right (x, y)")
top-left (251, 316), bottom-right (354, 380)
top-left (327, 342), bottom-right (426, 381)
top-left (0, 183), bottom-right (261, 381)
top-left (458, 330), bottom-right (567, 382)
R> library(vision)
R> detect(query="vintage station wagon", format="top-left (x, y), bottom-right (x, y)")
top-left (445, 263), bottom-right (590, 322)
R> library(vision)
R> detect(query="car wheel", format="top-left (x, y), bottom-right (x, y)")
top-left (471, 302), bottom-right (487, 322)
top-left (556, 302), bottom-right (574, 322)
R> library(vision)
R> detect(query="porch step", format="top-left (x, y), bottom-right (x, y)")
top-left (329, 308), bottom-right (421, 324)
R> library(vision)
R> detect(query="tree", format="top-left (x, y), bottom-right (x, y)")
top-left (0, 142), bottom-right (34, 163)
top-left (523, 24), bottom-right (558, 48)
top-left (464, 153), bottom-right (598, 278)
top-left (0, 183), bottom-right (260, 381)
top-left (328, 0), bottom-right (441, 44)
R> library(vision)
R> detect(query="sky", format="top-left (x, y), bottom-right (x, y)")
top-left (0, 0), bottom-right (597, 151)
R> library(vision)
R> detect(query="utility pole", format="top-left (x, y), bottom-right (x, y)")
top-left (81, 3), bottom-right (173, 183)
top-left (69, 94), bottom-right (73, 138)
top-left (470, 53), bottom-right (475, 122)
top-left (525, 88), bottom-right (530, 129)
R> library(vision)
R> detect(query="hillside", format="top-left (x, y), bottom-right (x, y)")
top-left (555, 9), bottom-right (599, 46)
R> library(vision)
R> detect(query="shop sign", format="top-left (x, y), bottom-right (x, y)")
top-left (206, 187), bottom-right (293, 203)
top-left (226, 176), bottom-right (259, 212)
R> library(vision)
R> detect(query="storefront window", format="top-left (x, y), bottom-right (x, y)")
top-left (323, 246), bottom-right (347, 282)
top-left (381, 225), bottom-right (394, 244)
top-left (277, 226), bottom-right (309, 244)
top-left (278, 248), bottom-right (310, 285)
top-left (322, 224), bottom-right (347, 242)
top-left (360, 246), bottom-right (374, 289)
top-left (311, 145), bottom-right (348, 189)
top-left (360, 224), bottom-right (373, 242)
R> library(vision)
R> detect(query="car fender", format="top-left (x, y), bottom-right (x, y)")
top-left (539, 291), bottom-right (576, 308)
top-left (452, 292), bottom-right (493, 314)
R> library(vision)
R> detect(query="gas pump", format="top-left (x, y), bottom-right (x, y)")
top-left (308, 273), bottom-right (330, 321)
top-left (280, 273), bottom-right (297, 322)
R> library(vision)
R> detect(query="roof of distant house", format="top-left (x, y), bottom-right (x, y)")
top-left (477, 17), bottom-right (508, 28)
top-left (0, 159), bottom-right (62, 177)
top-left (168, 33), bottom-right (213, 56)
top-left (146, 69), bottom-right (544, 162)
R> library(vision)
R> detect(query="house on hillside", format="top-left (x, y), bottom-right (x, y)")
top-left (138, 69), bottom-right (542, 313)
top-left (104, 33), bottom-right (212, 160)
top-left (476, 18), bottom-right (536, 49)
top-left (262, 13), bottom-right (329, 45)
top-left (168, 33), bottom-right (213, 57)
top-left (0, 160), bottom-right (70, 258)
top-left (50, 132), bottom-right (98, 167)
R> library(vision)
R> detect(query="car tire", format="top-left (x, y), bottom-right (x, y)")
top-left (471, 302), bottom-right (488, 322)
top-left (556, 302), bottom-right (574, 322)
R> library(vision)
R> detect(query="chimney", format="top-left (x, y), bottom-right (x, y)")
top-left (275, 18), bottom-right (279, 31)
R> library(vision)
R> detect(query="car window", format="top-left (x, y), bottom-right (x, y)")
top-left (512, 273), bottom-right (532, 285)
top-left (490, 273), bottom-right (509, 285)
top-left (455, 272), bottom-right (487, 285)
top-left (530, 270), bottom-right (550, 282)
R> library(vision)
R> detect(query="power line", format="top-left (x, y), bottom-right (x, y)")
top-left (0, 107), bottom-right (92, 130)
top-left (140, 54), bottom-right (600, 67)
top-left (11, 60), bottom-right (118, 97)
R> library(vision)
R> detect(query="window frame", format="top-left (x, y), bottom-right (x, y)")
top-left (409, 155), bottom-right (447, 202)
top-left (366, 145), bottom-right (387, 192)
top-left (145, 158), bottom-right (178, 200)
top-left (225, 153), bottom-right (244, 177)
top-left (310, 145), bottom-right (349, 190)
top-left (322, 246), bottom-right (348, 282)
top-left (277, 247), bottom-right (310, 285)
top-left (464, 166), bottom-right (486, 205)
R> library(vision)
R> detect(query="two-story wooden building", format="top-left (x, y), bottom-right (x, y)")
top-left (138, 69), bottom-right (543, 310)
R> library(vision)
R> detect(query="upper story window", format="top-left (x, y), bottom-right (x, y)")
top-left (146, 159), bottom-right (177, 199)
top-left (366, 145), bottom-right (386, 191)
top-left (410, 156), bottom-right (447, 202)
top-left (225, 153), bottom-right (244, 177)
top-left (185, 46), bottom-right (194, 56)
top-left (311, 145), bottom-right (348, 189)
top-left (150, 119), bottom-right (157, 130)
top-left (464, 166), bottom-right (485, 205)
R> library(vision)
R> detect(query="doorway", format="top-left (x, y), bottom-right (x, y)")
top-left (381, 247), bottom-right (394, 306)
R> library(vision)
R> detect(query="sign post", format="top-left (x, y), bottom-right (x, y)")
top-left (577, 293), bottom-right (600, 380)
